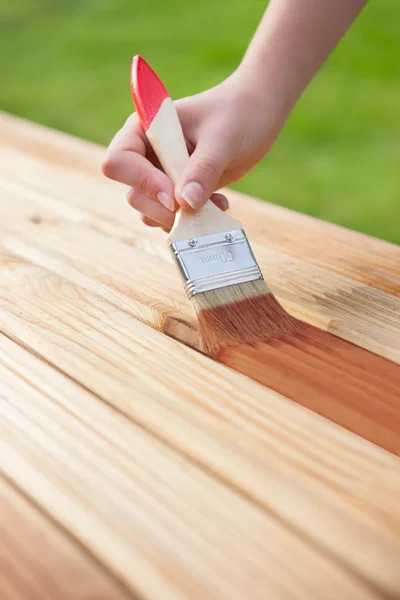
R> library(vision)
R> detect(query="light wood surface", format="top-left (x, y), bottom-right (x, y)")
top-left (1, 180), bottom-right (399, 452)
top-left (0, 478), bottom-right (132, 600)
top-left (5, 334), bottom-right (400, 600)
top-left (1, 112), bottom-right (400, 599)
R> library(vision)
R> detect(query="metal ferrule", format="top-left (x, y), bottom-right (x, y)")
top-left (169, 229), bottom-right (263, 299)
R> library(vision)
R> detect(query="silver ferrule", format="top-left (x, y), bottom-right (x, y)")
top-left (169, 229), bottom-right (263, 299)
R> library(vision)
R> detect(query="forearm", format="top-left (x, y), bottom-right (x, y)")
top-left (237, 0), bottom-right (367, 120)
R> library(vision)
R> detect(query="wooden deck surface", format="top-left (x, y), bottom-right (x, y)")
top-left (1, 112), bottom-right (399, 600)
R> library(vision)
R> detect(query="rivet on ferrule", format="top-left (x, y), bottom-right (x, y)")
top-left (169, 229), bottom-right (263, 299)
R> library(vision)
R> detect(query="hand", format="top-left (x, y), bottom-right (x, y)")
top-left (102, 70), bottom-right (284, 231)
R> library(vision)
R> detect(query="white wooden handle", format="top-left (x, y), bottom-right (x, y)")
top-left (145, 97), bottom-right (241, 243)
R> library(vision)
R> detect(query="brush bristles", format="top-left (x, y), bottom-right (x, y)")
top-left (191, 279), bottom-right (300, 356)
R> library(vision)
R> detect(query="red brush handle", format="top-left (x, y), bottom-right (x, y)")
top-left (131, 56), bottom-right (169, 132)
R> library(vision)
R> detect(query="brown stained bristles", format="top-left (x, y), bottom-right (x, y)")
top-left (191, 279), bottom-right (302, 356)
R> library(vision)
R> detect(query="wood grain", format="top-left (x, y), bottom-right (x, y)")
top-left (0, 478), bottom-right (132, 600)
top-left (220, 326), bottom-right (400, 455)
top-left (4, 337), bottom-right (395, 600)
top-left (228, 188), bottom-right (400, 297)
top-left (2, 183), bottom-right (399, 360)
top-left (0, 141), bottom-right (399, 360)
top-left (2, 111), bottom-right (400, 599)
top-left (1, 255), bottom-right (400, 600)
top-left (1, 216), bottom-right (399, 453)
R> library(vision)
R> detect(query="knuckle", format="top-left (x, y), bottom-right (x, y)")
top-left (135, 169), bottom-right (154, 197)
top-left (101, 153), bottom-right (118, 179)
top-left (195, 156), bottom-right (220, 181)
top-left (124, 113), bottom-right (138, 127)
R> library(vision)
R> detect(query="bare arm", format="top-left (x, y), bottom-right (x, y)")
top-left (103, 0), bottom-right (368, 229)
top-left (239, 0), bottom-right (368, 121)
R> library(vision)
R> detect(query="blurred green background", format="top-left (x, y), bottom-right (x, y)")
top-left (1, 0), bottom-right (399, 243)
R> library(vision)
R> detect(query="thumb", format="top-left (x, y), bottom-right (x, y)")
top-left (175, 141), bottom-right (227, 211)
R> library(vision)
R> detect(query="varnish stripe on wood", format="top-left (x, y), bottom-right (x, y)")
top-left (0, 477), bottom-right (133, 600)
top-left (1, 260), bottom-right (400, 597)
top-left (1, 179), bottom-right (399, 364)
top-left (219, 327), bottom-right (400, 455)
top-left (0, 116), bottom-right (397, 595)
top-left (3, 345), bottom-right (390, 600)
top-left (3, 340), bottom-right (400, 600)
top-left (1, 221), bottom-right (399, 454)
top-left (1, 111), bottom-right (399, 295)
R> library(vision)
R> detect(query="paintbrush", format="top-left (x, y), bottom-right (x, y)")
top-left (131, 55), bottom-right (299, 355)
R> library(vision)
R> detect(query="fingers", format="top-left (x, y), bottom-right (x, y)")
top-left (102, 114), bottom-right (176, 210)
top-left (104, 112), bottom-right (231, 234)
top-left (210, 193), bottom-right (230, 212)
top-left (140, 216), bottom-right (171, 234)
top-left (127, 188), bottom-right (175, 229)
top-left (129, 189), bottom-right (230, 231)
top-left (175, 138), bottom-right (229, 211)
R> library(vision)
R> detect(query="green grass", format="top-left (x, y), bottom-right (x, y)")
top-left (1, 0), bottom-right (399, 243)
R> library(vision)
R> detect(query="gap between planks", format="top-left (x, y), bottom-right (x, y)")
top-left (1, 255), bottom-right (400, 599)
top-left (2, 110), bottom-right (396, 596)
top-left (1, 202), bottom-right (399, 362)
top-left (0, 154), bottom-right (399, 361)
top-left (1, 213), bottom-right (400, 454)
top-left (2, 333), bottom-right (400, 600)
top-left (0, 180), bottom-right (400, 362)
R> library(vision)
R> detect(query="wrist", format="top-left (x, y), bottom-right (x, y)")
top-left (221, 64), bottom-right (294, 151)
top-left (234, 57), bottom-right (302, 125)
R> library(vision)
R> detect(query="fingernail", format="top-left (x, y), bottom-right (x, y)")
top-left (181, 181), bottom-right (205, 209)
top-left (157, 191), bottom-right (175, 211)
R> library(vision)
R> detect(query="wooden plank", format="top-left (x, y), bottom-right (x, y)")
top-left (0, 151), bottom-right (169, 260)
top-left (0, 478), bottom-right (132, 600)
top-left (228, 189), bottom-right (400, 297)
top-left (0, 146), bottom-right (146, 244)
top-left (1, 255), bottom-right (399, 599)
top-left (1, 216), bottom-right (399, 454)
top-left (2, 338), bottom-right (389, 600)
top-left (1, 144), bottom-right (399, 358)
top-left (1, 207), bottom-right (399, 363)
top-left (1, 110), bottom-right (399, 296)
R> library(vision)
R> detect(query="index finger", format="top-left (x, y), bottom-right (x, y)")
top-left (102, 113), bottom-right (176, 208)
